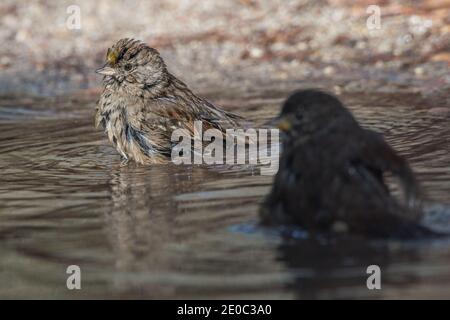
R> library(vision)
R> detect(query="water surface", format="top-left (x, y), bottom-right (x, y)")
top-left (0, 86), bottom-right (449, 299)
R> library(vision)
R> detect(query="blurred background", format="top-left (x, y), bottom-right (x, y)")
top-left (0, 0), bottom-right (449, 97)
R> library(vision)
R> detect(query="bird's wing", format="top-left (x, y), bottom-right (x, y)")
top-left (138, 99), bottom-right (213, 160)
top-left (326, 130), bottom-right (427, 237)
top-left (146, 97), bottom-right (255, 152)
top-left (149, 96), bottom-right (242, 131)
top-left (357, 130), bottom-right (421, 212)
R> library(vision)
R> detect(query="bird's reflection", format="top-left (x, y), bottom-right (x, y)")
top-left (104, 163), bottom-right (215, 297)
top-left (276, 234), bottom-right (423, 299)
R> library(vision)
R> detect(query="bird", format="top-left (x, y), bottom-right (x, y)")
top-left (260, 89), bottom-right (432, 238)
top-left (95, 38), bottom-right (243, 165)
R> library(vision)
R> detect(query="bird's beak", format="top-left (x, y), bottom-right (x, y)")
top-left (95, 65), bottom-right (116, 76)
top-left (274, 116), bottom-right (292, 132)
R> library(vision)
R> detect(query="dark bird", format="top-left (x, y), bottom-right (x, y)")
top-left (261, 89), bottom-right (432, 238)
top-left (95, 38), bottom-right (243, 165)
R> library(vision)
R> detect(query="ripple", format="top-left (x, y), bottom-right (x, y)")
top-left (0, 90), bottom-right (449, 298)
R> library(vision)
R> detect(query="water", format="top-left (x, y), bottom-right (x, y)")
top-left (0, 86), bottom-right (449, 299)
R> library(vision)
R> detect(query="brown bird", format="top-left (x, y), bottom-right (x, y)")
top-left (260, 89), bottom-right (432, 238)
top-left (95, 38), bottom-right (243, 165)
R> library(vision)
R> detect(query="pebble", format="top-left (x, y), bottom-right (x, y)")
top-left (323, 66), bottom-right (335, 75)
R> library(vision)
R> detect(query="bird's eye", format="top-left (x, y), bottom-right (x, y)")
top-left (295, 113), bottom-right (304, 120)
top-left (124, 64), bottom-right (132, 71)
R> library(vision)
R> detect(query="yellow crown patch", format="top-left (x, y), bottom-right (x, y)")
top-left (106, 48), bottom-right (119, 65)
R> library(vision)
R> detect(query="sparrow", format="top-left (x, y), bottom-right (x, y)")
top-left (260, 89), bottom-right (432, 238)
top-left (95, 38), bottom-right (243, 165)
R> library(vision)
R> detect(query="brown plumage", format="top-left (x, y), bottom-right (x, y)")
top-left (260, 89), bottom-right (434, 238)
top-left (95, 38), bottom-right (243, 165)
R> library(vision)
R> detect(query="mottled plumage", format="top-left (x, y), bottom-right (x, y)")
top-left (95, 38), bottom-right (242, 164)
top-left (261, 89), bottom-right (432, 238)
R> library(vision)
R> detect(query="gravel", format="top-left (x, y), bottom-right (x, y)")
top-left (0, 0), bottom-right (449, 99)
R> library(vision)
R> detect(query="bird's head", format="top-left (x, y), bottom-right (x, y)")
top-left (96, 38), bottom-right (168, 96)
top-left (274, 89), bottom-right (356, 142)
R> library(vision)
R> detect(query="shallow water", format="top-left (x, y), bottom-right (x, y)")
top-left (0, 86), bottom-right (449, 299)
